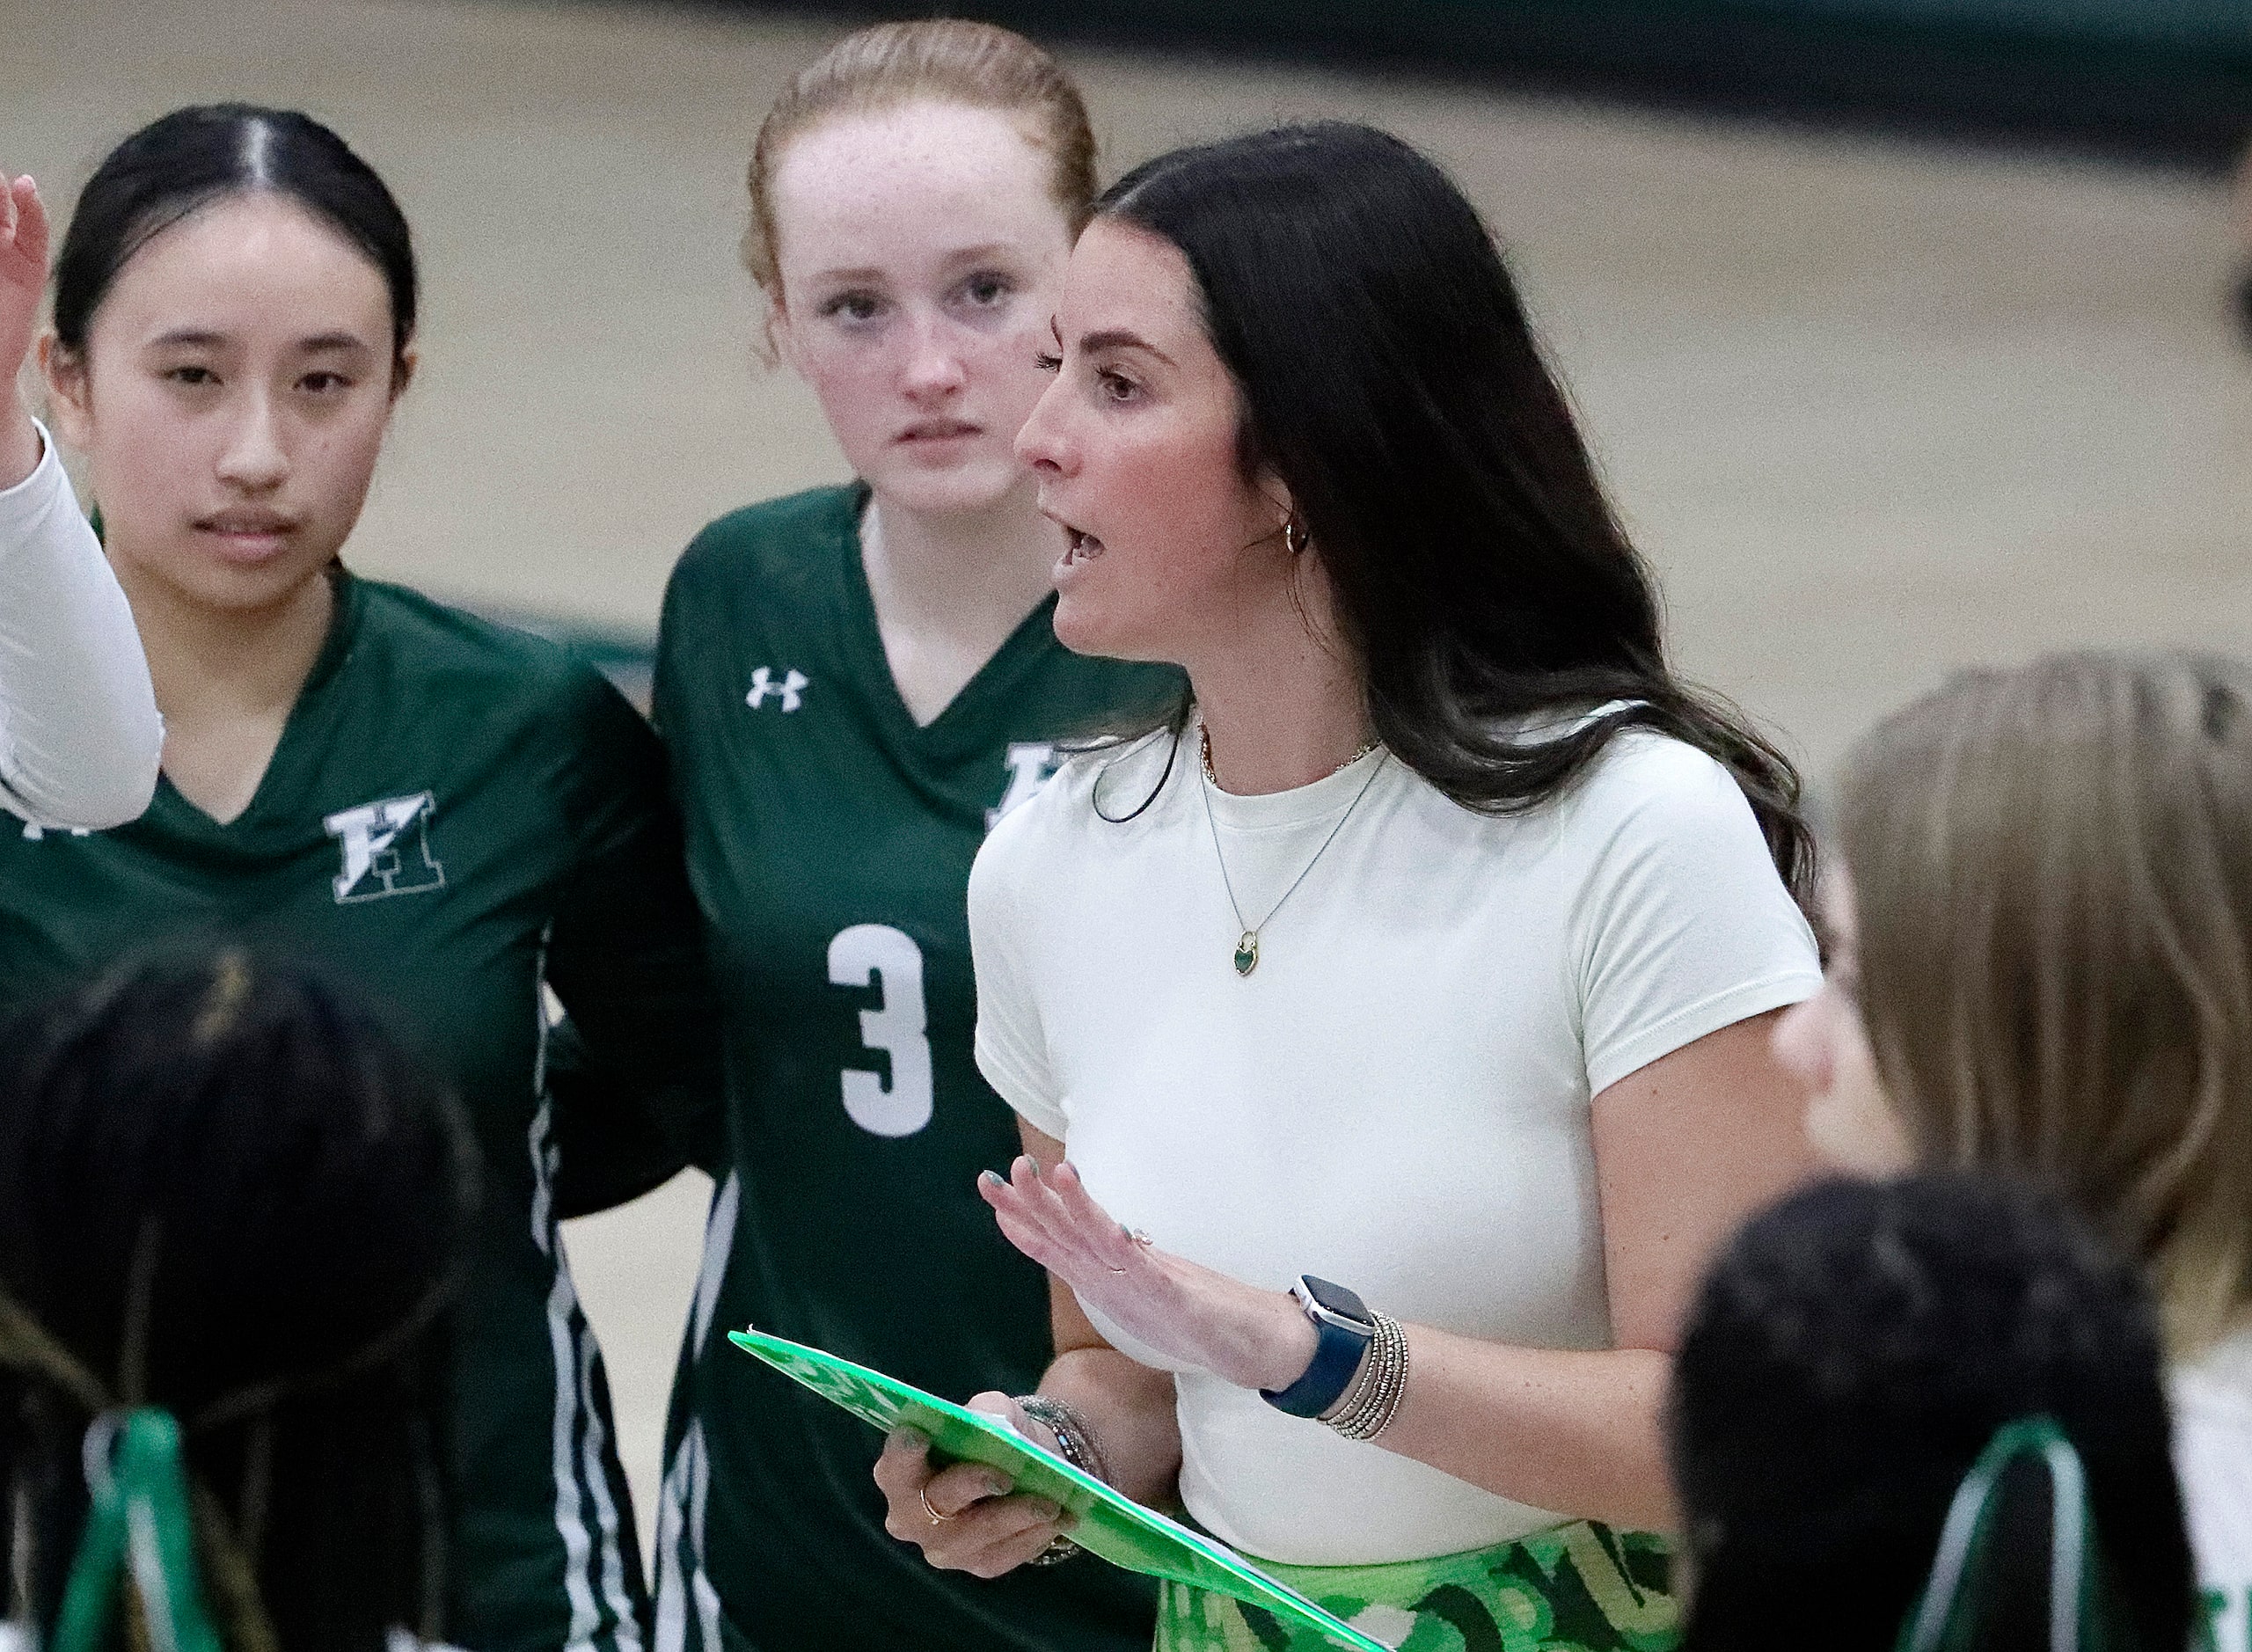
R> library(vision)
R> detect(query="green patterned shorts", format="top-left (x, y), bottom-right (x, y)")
top-left (1154, 1521), bottom-right (1678, 1652)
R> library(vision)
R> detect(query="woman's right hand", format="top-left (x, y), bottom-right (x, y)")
top-left (874, 1392), bottom-right (1076, 1578)
top-left (1, 172), bottom-right (48, 487)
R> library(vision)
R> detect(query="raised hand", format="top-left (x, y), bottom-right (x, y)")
top-left (977, 1156), bottom-right (1315, 1393)
top-left (1, 175), bottom-right (49, 387)
top-left (1, 173), bottom-right (49, 488)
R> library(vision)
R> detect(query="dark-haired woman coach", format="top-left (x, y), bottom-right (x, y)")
top-left (876, 123), bottom-right (1823, 1652)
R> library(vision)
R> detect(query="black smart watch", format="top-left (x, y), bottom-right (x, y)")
top-left (1260, 1275), bottom-right (1376, 1418)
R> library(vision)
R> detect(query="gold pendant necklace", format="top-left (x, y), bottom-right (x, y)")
top-left (1199, 727), bottom-right (1385, 977)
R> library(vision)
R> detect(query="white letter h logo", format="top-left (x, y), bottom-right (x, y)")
top-left (323, 792), bottom-right (445, 903)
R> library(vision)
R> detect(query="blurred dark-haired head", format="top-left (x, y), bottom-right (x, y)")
top-left (1671, 1173), bottom-right (2190, 1652)
top-left (0, 948), bottom-right (478, 1652)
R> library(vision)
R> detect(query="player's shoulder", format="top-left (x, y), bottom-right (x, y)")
top-left (350, 575), bottom-right (634, 737)
top-left (667, 484), bottom-right (860, 611)
top-left (981, 727), bottom-right (1175, 870)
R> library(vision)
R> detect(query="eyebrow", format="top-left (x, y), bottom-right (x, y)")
top-left (807, 245), bottom-right (1020, 286)
top-left (1078, 327), bottom-right (1174, 367)
top-left (146, 327), bottom-right (373, 354)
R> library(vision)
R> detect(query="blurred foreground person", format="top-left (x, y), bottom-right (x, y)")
top-left (651, 21), bottom-right (1170, 1651)
top-left (0, 170), bottom-right (161, 830)
top-left (1775, 651), bottom-right (2252, 1648)
top-left (1671, 1173), bottom-right (2191, 1652)
top-left (879, 121), bottom-right (1822, 1650)
top-left (0, 104), bottom-right (720, 1648)
top-left (0, 950), bottom-right (478, 1652)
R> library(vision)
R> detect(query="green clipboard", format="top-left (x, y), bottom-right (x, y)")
top-left (727, 1327), bottom-right (1396, 1652)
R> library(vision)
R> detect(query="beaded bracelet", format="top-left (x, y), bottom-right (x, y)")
top-left (1014, 1394), bottom-right (1108, 1564)
top-left (1322, 1312), bottom-right (1408, 1443)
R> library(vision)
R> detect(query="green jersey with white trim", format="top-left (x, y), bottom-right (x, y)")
top-left (650, 485), bottom-right (1178, 1652)
top-left (0, 570), bottom-right (721, 1652)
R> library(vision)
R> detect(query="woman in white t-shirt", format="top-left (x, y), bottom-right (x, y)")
top-left (872, 122), bottom-right (1822, 1650)
top-left (0, 171), bottom-right (161, 830)
top-left (1773, 651), bottom-right (2252, 1652)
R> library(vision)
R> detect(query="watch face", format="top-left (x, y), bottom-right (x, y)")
top-left (1298, 1275), bottom-right (1370, 1326)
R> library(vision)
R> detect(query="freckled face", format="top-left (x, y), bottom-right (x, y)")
top-left (770, 102), bottom-right (1074, 516)
top-left (48, 194), bottom-right (401, 615)
top-left (1013, 218), bottom-right (1288, 663)
top-left (1773, 864), bottom-right (1915, 1177)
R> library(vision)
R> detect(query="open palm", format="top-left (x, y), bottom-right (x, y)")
top-left (1, 176), bottom-right (50, 384)
top-left (979, 1156), bottom-right (1311, 1393)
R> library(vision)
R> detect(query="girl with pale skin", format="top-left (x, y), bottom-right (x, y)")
top-left (645, 25), bottom-right (1172, 1652)
top-left (874, 123), bottom-right (1824, 1649)
top-left (1770, 866), bottom-right (1912, 1178)
top-left (0, 105), bottom-right (720, 1652)
top-left (0, 172), bottom-right (161, 830)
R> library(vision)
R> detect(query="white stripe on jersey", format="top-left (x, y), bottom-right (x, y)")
top-left (654, 1173), bottom-right (741, 1652)
top-left (689, 1172), bottom-right (741, 1356)
top-left (529, 922), bottom-right (635, 1652)
top-left (531, 1098), bottom-right (603, 1650)
top-left (574, 1318), bottom-right (644, 1649)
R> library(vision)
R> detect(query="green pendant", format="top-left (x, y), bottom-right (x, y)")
top-left (1234, 932), bottom-right (1259, 976)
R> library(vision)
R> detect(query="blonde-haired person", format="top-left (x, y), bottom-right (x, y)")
top-left (1774, 649), bottom-right (2252, 1651)
top-left (648, 21), bottom-right (1174, 1652)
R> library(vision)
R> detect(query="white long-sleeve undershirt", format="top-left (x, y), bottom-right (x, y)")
top-left (0, 421), bottom-right (162, 830)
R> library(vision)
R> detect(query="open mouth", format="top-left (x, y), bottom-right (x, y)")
top-left (1062, 526), bottom-right (1107, 563)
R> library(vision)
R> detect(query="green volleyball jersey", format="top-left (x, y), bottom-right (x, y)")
top-left (0, 570), bottom-right (722, 1652)
top-left (649, 486), bottom-right (1178, 1652)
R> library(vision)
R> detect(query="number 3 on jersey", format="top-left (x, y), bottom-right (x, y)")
top-left (827, 924), bottom-right (934, 1137)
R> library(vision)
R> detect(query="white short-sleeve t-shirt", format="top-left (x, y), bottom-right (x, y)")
top-left (969, 726), bottom-right (1820, 1566)
top-left (2175, 1330), bottom-right (2252, 1652)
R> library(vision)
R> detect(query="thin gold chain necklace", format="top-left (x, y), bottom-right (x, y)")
top-left (1198, 727), bottom-right (1385, 977)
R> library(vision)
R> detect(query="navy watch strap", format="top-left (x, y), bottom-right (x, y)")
top-left (1261, 1276), bottom-right (1375, 1418)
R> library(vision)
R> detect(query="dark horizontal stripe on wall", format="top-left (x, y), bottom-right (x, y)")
top-left (640, 0), bottom-right (2252, 172)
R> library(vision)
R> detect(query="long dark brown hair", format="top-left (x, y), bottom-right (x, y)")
top-left (1091, 122), bottom-right (1811, 903)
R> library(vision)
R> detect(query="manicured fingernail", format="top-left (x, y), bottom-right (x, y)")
top-left (1020, 1155), bottom-right (1041, 1179)
top-left (888, 1427), bottom-right (926, 1451)
top-left (985, 1474), bottom-right (1013, 1498)
top-left (981, 1170), bottom-right (1005, 1188)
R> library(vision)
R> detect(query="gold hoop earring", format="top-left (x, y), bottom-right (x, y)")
top-left (1283, 520), bottom-right (1310, 556)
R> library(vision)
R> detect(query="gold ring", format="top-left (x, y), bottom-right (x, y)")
top-left (919, 1487), bottom-right (953, 1526)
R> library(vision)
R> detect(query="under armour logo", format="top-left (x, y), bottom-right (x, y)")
top-left (747, 667), bottom-right (808, 713)
top-left (987, 742), bottom-right (1061, 830)
top-left (323, 792), bottom-right (446, 903)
